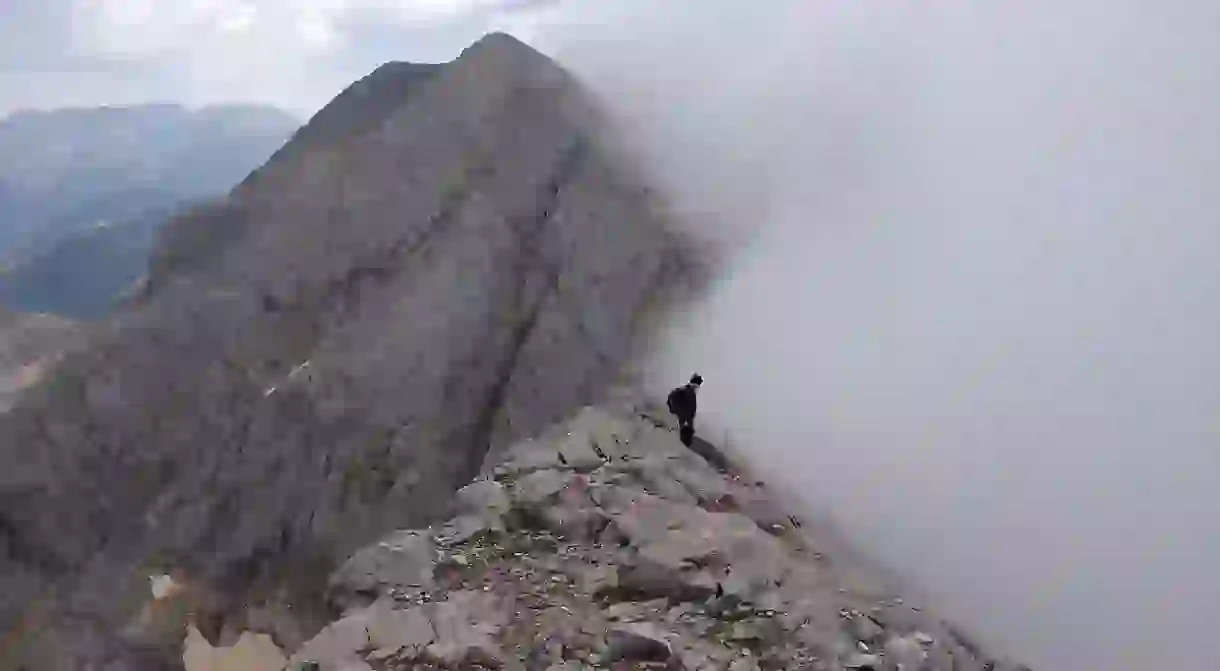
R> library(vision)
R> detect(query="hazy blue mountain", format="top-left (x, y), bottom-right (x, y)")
top-left (0, 204), bottom-right (180, 317)
top-left (0, 103), bottom-right (299, 316)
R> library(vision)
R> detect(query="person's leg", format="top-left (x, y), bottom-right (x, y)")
top-left (678, 418), bottom-right (694, 446)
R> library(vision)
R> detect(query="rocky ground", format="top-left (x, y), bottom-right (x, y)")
top-left (184, 398), bottom-right (1029, 671)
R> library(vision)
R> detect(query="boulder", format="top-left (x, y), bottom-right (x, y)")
top-left (329, 530), bottom-right (437, 609)
top-left (422, 590), bottom-right (510, 667)
top-left (604, 624), bottom-right (672, 663)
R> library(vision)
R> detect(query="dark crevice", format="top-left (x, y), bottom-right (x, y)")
top-left (465, 288), bottom-right (551, 481)
top-left (307, 150), bottom-right (486, 321)
top-left (461, 135), bottom-right (589, 481)
top-left (0, 512), bottom-right (68, 575)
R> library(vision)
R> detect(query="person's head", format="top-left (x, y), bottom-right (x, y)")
top-left (689, 373), bottom-right (703, 389)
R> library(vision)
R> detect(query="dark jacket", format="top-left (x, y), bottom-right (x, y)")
top-left (667, 384), bottom-right (697, 421)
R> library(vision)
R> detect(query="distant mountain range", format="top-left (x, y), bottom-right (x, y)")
top-left (0, 103), bottom-right (299, 317)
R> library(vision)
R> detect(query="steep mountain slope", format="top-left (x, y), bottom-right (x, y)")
top-left (0, 34), bottom-right (696, 669)
top-left (0, 103), bottom-right (298, 316)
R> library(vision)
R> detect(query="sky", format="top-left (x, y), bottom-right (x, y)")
top-left (0, 0), bottom-right (561, 116)
top-left (4, 2), bottom-right (1220, 670)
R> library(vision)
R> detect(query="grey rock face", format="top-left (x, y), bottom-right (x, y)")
top-left (0, 33), bottom-right (695, 669)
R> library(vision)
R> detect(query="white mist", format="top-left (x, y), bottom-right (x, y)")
top-left (534, 2), bottom-right (1220, 669)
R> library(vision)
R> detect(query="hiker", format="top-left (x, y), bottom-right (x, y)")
top-left (667, 374), bottom-right (703, 446)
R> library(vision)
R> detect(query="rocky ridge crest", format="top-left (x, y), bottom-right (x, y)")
top-left (182, 399), bottom-right (1029, 671)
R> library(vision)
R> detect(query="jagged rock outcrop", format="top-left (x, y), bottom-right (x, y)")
top-left (0, 34), bottom-right (696, 669)
top-left (207, 400), bottom-right (1028, 671)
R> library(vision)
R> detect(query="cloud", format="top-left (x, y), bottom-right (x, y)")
top-left (70, 0), bottom-right (512, 56)
top-left (0, 0), bottom-right (559, 116)
top-left (536, 1), bottom-right (1220, 669)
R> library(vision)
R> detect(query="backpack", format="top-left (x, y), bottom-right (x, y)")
top-left (667, 386), bottom-right (689, 416)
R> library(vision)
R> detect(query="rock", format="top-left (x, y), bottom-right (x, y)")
top-left (577, 564), bottom-right (619, 594)
top-left (658, 455), bottom-right (733, 505)
top-left (537, 498), bottom-right (610, 541)
top-left (924, 643), bottom-right (959, 671)
top-left (513, 469), bottom-right (572, 507)
top-left (595, 485), bottom-right (793, 608)
top-left (725, 618), bottom-right (780, 646)
top-left (365, 647), bottom-right (400, 662)
top-left (681, 648), bottom-right (717, 670)
top-left (849, 614), bottom-right (885, 642)
top-left (456, 479), bottom-right (511, 520)
top-left (288, 610), bottom-right (380, 671)
top-left (634, 469), bottom-right (701, 505)
top-left (603, 601), bottom-right (643, 622)
top-left (290, 597), bottom-right (474, 670)
top-left (498, 437), bottom-right (573, 475)
top-left (329, 531), bottom-right (437, 609)
top-left (423, 590), bottom-right (509, 667)
top-left (551, 407), bottom-right (635, 468)
top-left (845, 652), bottom-right (882, 669)
top-left (883, 634), bottom-right (928, 671)
top-left (724, 484), bottom-right (797, 535)
top-left (604, 624), bottom-right (672, 663)
top-left (182, 624), bottom-right (288, 671)
top-left (615, 558), bottom-right (718, 602)
top-left (434, 514), bottom-right (492, 547)
top-left (703, 593), bottom-right (747, 619)
top-left (365, 603), bottom-right (435, 652)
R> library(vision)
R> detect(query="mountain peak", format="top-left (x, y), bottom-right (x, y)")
top-left (455, 31), bottom-right (561, 78)
top-left (466, 30), bottom-right (534, 52)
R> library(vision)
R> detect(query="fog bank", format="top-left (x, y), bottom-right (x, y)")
top-left (535, 2), bottom-right (1220, 669)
